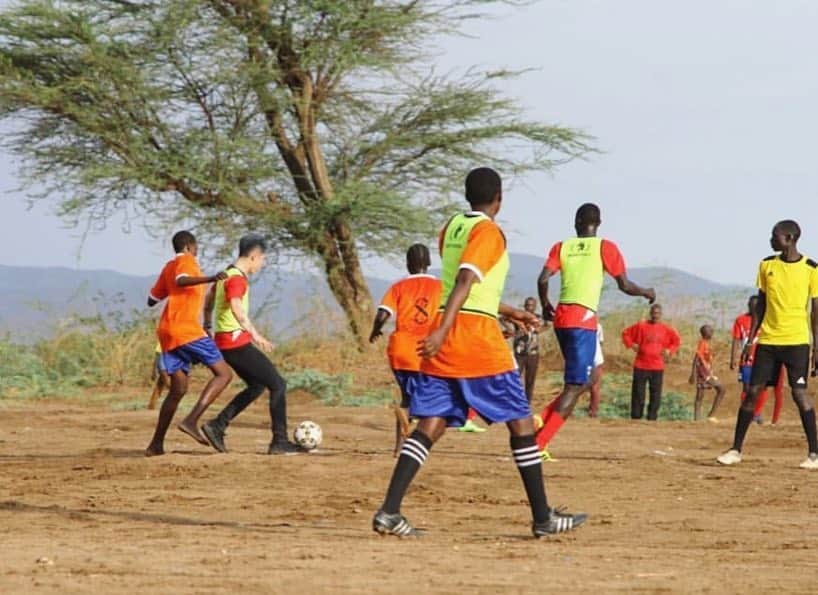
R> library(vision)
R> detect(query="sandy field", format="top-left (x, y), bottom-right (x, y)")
top-left (1, 390), bottom-right (817, 594)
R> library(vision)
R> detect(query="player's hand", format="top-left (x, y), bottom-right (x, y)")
top-left (741, 344), bottom-right (751, 366)
top-left (541, 302), bottom-right (556, 322)
top-left (688, 374), bottom-right (695, 385)
top-left (369, 330), bottom-right (383, 343)
top-left (662, 349), bottom-right (671, 361)
top-left (418, 329), bottom-right (446, 359)
top-left (211, 271), bottom-right (228, 282)
top-left (631, 344), bottom-right (640, 353)
top-left (508, 309), bottom-right (541, 331)
top-left (204, 327), bottom-right (214, 339)
top-left (256, 336), bottom-right (274, 352)
top-left (644, 288), bottom-right (657, 304)
top-left (729, 361), bottom-right (736, 371)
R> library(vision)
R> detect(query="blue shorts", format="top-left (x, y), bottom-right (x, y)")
top-left (393, 370), bottom-right (420, 409)
top-left (161, 337), bottom-right (223, 375)
top-left (154, 353), bottom-right (167, 374)
top-left (555, 327), bottom-right (598, 385)
top-left (739, 365), bottom-right (752, 385)
top-left (410, 371), bottom-right (530, 427)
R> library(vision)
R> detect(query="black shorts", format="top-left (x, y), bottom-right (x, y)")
top-left (750, 344), bottom-right (810, 389)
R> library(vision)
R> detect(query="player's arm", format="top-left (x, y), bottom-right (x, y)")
top-left (811, 297), bottom-right (818, 373)
top-left (537, 267), bottom-right (557, 321)
top-left (203, 284), bottom-right (216, 335)
top-left (419, 269), bottom-right (477, 358)
top-left (743, 291), bottom-right (765, 364)
top-left (622, 324), bottom-right (639, 352)
top-left (499, 302), bottom-right (541, 331)
top-left (730, 336), bottom-right (741, 370)
top-left (177, 271), bottom-right (227, 287)
top-left (229, 296), bottom-right (273, 351)
top-left (614, 273), bottom-right (655, 303)
top-left (369, 308), bottom-right (391, 343)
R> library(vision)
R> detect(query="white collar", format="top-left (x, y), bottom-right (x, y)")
top-left (465, 210), bottom-right (489, 219)
top-left (405, 274), bottom-right (436, 279)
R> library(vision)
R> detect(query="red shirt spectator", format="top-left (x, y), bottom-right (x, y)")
top-left (622, 317), bottom-right (681, 371)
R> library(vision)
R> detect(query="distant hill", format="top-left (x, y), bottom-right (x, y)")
top-left (0, 256), bottom-right (752, 341)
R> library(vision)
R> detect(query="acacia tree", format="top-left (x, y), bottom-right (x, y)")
top-left (0, 0), bottom-right (591, 346)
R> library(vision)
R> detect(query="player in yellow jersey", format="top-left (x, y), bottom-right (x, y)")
top-left (717, 220), bottom-right (818, 468)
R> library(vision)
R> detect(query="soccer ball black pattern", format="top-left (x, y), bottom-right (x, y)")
top-left (293, 420), bottom-right (322, 450)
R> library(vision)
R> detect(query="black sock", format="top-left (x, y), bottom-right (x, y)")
top-left (732, 408), bottom-right (755, 452)
top-left (381, 430), bottom-right (433, 515)
top-left (510, 434), bottom-right (549, 524)
top-left (798, 408), bottom-right (818, 454)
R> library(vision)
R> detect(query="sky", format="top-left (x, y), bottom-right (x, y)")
top-left (3, 0), bottom-right (818, 285)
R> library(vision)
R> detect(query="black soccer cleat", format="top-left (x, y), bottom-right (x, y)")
top-left (372, 510), bottom-right (423, 537)
top-left (202, 421), bottom-right (228, 453)
top-left (267, 440), bottom-right (307, 455)
top-left (532, 507), bottom-right (587, 537)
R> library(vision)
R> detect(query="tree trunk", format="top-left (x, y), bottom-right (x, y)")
top-left (320, 233), bottom-right (374, 350)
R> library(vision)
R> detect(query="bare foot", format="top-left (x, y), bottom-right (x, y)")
top-left (177, 421), bottom-right (208, 445)
top-left (145, 445), bottom-right (164, 457)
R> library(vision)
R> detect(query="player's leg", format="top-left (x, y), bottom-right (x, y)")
top-left (694, 387), bottom-right (704, 421)
top-left (718, 345), bottom-right (776, 464)
top-left (374, 374), bottom-right (457, 536)
top-left (588, 365), bottom-right (602, 417)
top-left (646, 370), bottom-right (663, 421)
top-left (524, 353), bottom-right (539, 403)
top-left (145, 368), bottom-right (189, 456)
top-left (463, 371), bottom-right (586, 535)
top-left (782, 346), bottom-right (818, 467)
top-left (177, 340), bottom-right (233, 444)
top-left (202, 345), bottom-right (264, 452)
top-left (772, 364), bottom-right (786, 424)
top-left (707, 380), bottom-right (726, 418)
top-left (148, 354), bottom-right (166, 410)
top-left (392, 372), bottom-right (414, 456)
top-left (535, 328), bottom-right (595, 451)
top-left (631, 368), bottom-right (647, 419)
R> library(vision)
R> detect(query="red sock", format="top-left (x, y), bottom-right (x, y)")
top-left (754, 389), bottom-right (769, 417)
top-left (536, 407), bottom-right (565, 450)
top-left (467, 408), bottom-right (477, 421)
top-left (773, 387), bottom-right (784, 424)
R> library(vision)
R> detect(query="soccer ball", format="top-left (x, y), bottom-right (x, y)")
top-left (293, 420), bottom-right (322, 451)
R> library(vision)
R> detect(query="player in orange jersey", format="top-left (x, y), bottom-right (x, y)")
top-left (690, 324), bottom-right (726, 421)
top-left (145, 231), bottom-right (233, 456)
top-left (370, 244), bottom-right (442, 455)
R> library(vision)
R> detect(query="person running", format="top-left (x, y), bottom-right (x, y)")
top-left (200, 234), bottom-right (303, 455)
top-left (145, 231), bottom-right (233, 457)
top-left (691, 324), bottom-right (726, 421)
top-left (372, 167), bottom-right (586, 538)
top-left (147, 341), bottom-right (169, 410)
top-left (511, 297), bottom-right (543, 403)
top-left (717, 220), bottom-right (818, 469)
top-left (731, 296), bottom-right (785, 425)
top-left (533, 203), bottom-right (655, 458)
top-left (621, 304), bottom-right (681, 420)
top-left (369, 244), bottom-right (442, 456)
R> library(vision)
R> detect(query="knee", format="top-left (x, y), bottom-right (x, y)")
top-left (792, 390), bottom-right (813, 411)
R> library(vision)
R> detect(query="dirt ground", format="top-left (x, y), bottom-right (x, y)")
top-left (2, 388), bottom-right (817, 594)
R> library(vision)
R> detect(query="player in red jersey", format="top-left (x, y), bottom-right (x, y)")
top-left (731, 296), bottom-right (785, 424)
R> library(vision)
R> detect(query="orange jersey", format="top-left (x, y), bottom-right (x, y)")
top-left (423, 219), bottom-right (515, 378)
top-left (695, 339), bottom-right (713, 367)
top-left (378, 275), bottom-right (442, 371)
top-left (150, 253), bottom-right (208, 352)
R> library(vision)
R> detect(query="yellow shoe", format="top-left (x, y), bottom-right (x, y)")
top-left (540, 448), bottom-right (555, 462)
top-left (458, 419), bottom-right (487, 433)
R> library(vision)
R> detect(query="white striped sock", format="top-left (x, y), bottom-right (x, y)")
top-left (401, 438), bottom-right (429, 466)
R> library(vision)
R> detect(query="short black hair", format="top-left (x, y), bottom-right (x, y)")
top-left (238, 233), bottom-right (267, 257)
top-left (775, 219), bottom-right (801, 241)
top-left (172, 230), bottom-right (196, 253)
top-left (575, 203), bottom-right (601, 227)
top-left (406, 243), bottom-right (431, 274)
top-left (465, 167), bottom-right (502, 206)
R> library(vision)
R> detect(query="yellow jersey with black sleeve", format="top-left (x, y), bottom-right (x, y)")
top-left (756, 255), bottom-right (818, 345)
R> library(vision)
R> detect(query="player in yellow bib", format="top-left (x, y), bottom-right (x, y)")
top-left (201, 234), bottom-right (304, 455)
top-left (718, 220), bottom-right (818, 468)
